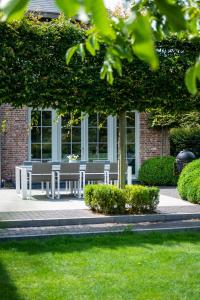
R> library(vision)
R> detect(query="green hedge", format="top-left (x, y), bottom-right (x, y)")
top-left (177, 158), bottom-right (200, 202)
top-left (170, 128), bottom-right (200, 158)
top-left (84, 184), bottom-right (126, 214)
top-left (125, 185), bottom-right (159, 213)
top-left (138, 156), bottom-right (178, 186)
top-left (84, 184), bottom-right (159, 214)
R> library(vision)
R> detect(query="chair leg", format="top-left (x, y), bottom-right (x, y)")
top-left (46, 182), bottom-right (50, 197)
top-left (28, 172), bottom-right (32, 199)
top-left (41, 181), bottom-right (44, 193)
top-left (57, 171), bottom-right (60, 199)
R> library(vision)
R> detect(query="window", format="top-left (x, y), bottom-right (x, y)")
top-left (31, 110), bottom-right (52, 161)
top-left (29, 109), bottom-right (139, 176)
top-left (61, 114), bottom-right (81, 160)
top-left (117, 112), bottom-right (136, 174)
top-left (88, 114), bottom-right (108, 161)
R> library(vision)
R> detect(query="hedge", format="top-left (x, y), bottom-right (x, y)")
top-left (170, 128), bottom-right (200, 158)
top-left (0, 17), bottom-right (200, 114)
top-left (125, 185), bottom-right (159, 213)
top-left (84, 184), bottom-right (126, 214)
top-left (138, 156), bottom-right (178, 186)
top-left (177, 158), bottom-right (200, 202)
top-left (84, 184), bottom-right (159, 214)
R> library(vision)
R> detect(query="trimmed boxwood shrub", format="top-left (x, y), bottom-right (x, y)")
top-left (138, 156), bottom-right (178, 186)
top-left (84, 184), bottom-right (159, 214)
top-left (84, 184), bottom-right (126, 214)
top-left (125, 185), bottom-right (159, 213)
top-left (177, 158), bottom-right (200, 201)
top-left (187, 177), bottom-right (200, 204)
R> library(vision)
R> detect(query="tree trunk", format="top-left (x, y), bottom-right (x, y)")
top-left (118, 111), bottom-right (126, 189)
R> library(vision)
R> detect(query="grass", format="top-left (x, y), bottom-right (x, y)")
top-left (0, 232), bottom-right (200, 300)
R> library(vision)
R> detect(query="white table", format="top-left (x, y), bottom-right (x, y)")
top-left (15, 165), bottom-right (29, 199)
top-left (16, 164), bottom-right (57, 200)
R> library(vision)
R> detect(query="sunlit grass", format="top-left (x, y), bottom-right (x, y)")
top-left (0, 232), bottom-right (200, 300)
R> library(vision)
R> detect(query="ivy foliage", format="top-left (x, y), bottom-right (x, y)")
top-left (0, 17), bottom-right (200, 115)
top-left (148, 109), bottom-right (200, 129)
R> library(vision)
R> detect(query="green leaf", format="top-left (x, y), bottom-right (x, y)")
top-left (84, 0), bottom-right (115, 39)
top-left (55, 0), bottom-right (80, 18)
top-left (77, 43), bottom-right (85, 61)
top-left (107, 69), bottom-right (114, 85)
top-left (185, 58), bottom-right (200, 95)
top-left (100, 62), bottom-right (108, 80)
top-left (65, 45), bottom-right (78, 64)
top-left (0, 0), bottom-right (29, 21)
top-left (156, 0), bottom-right (186, 31)
top-left (132, 15), bottom-right (158, 70)
top-left (86, 35), bottom-right (96, 56)
top-left (185, 66), bottom-right (197, 95)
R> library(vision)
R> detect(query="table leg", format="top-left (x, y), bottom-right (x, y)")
top-left (21, 167), bottom-right (28, 199)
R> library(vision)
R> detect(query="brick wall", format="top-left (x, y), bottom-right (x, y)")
top-left (0, 108), bottom-right (170, 181)
top-left (140, 112), bottom-right (170, 162)
top-left (0, 105), bottom-right (29, 181)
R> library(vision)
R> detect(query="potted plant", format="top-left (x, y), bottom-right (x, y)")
top-left (67, 154), bottom-right (79, 163)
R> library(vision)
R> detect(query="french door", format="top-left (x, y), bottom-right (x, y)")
top-left (29, 110), bottom-right (139, 176)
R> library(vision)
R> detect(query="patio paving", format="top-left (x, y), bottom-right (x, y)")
top-left (0, 187), bottom-right (200, 239)
top-left (0, 187), bottom-right (200, 220)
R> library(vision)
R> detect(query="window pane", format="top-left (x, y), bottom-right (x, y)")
top-left (99, 144), bottom-right (108, 160)
top-left (72, 127), bottom-right (81, 143)
top-left (62, 144), bottom-right (71, 159)
top-left (89, 128), bottom-right (97, 143)
top-left (72, 144), bottom-right (81, 157)
top-left (99, 128), bottom-right (107, 143)
top-left (42, 127), bottom-right (52, 143)
top-left (127, 143), bottom-right (135, 158)
top-left (88, 114), bottom-right (97, 127)
top-left (31, 144), bottom-right (41, 159)
top-left (62, 129), bottom-right (71, 143)
top-left (126, 113), bottom-right (135, 127)
top-left (42, 144), bottom-right (52, 160)
top-left (31, 127), bottom-right (41, 143)
top-left (42, 111), bottom-right (52, 126)
top-left (89, 144), bottom-right (98, 161)
top-left (127, 128), bottom-right (135, 143)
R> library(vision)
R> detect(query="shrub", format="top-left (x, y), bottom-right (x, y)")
top-left (138, 156), bottom-right (178, 186)
top-left (170, 127), bottom-right (200, 158)
top-left (187, 177), bottom-right (200, 204)
top-left (177, 158), bottom-right (200, 201)
top-left (84, 184), bottom-right (126, 214)
top-left (84, 184), bottom-right (159, 214)
top-left (125, 185), bottom-right (159, 213)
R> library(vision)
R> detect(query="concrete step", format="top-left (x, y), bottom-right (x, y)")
top-left (0, 219), bottom-right (200, 240)
top-left (1, 212), bottom-right (200, 228)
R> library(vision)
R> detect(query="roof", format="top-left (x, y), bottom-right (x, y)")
top-left (28, 0), bottom-right (59, 17)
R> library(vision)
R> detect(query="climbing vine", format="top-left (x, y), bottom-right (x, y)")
top-left (0, 16), bottom-right (200, 116)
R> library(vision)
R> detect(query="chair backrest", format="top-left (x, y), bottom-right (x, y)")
top-left (109, 162), bottom-right (118, 181)
top-left (60, 163), bottom-right (80, 174)
top-left (60, 162), bottom-right (80, 181)
top-left (85, 162), bottom-right (105, 181)
top-left (86, 162), bottom-right (104, 174)
top-left (31, 162), bottom-right (52, 183)
top-left (32, 162), bottom-right (52, 174)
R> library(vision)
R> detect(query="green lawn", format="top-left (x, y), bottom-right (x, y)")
top-left (0, 232), bottom-right (200, 300)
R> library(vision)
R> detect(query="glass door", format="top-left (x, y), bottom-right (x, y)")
top-left (88, 114), bottom-right (108, 161)
top-left (117, 112), bottom-right (135, 174)
top-left (30, 110), bottom-right (52, 161)
top-left (61, 114), bottom-right (81, 161)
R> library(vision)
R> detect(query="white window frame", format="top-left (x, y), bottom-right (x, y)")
top-left (28, 109), bottom-right (140, 177)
